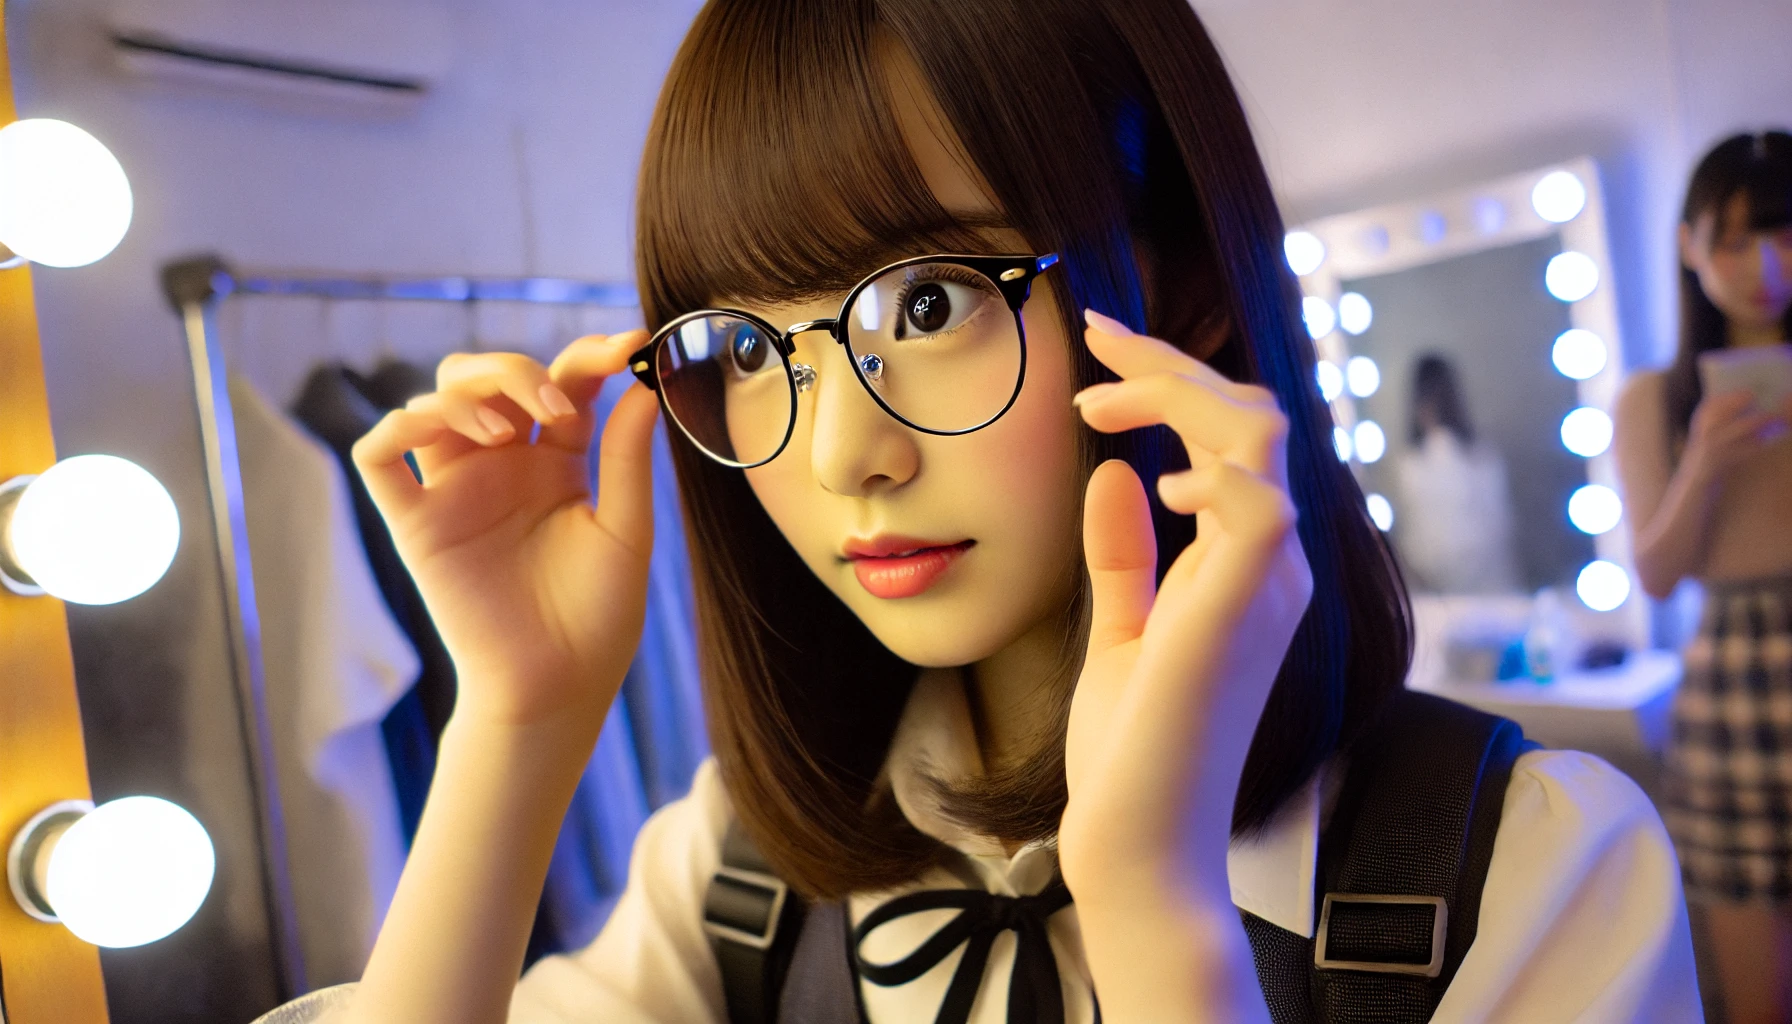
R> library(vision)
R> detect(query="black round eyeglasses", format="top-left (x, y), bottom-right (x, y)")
top-left (628, 252), bottom-right (1060, 468)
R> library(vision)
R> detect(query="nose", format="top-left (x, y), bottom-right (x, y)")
top-left (804, 334), bottom-right (919, 497)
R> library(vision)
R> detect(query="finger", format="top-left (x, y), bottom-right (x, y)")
top-left (592, 385), bottom-right (660, 558)
top-left (1075, 371), bottom-right (1289, 480)
top-left (542, 330), bottom-right (651, 451)
top-left (1156, 460), bottom-right (1297, 553)
top-left (352, 405), bottom-right (453, 514)
top-left (435, 351), bottom-right (580, 437)
top-left (1084, 460), bottom-right (1157, 655)
top-left (1083, 309), bottom-right (1262, 401)
top-left (431, 388), bottom-right (523, 448)
top-left (549, 330), bottom-right (650, 406)
top-left (401, 393), bottom-right (479, 478)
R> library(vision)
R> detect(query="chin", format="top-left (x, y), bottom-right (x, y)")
top-left (838, 584), bottom-right (1030, 668)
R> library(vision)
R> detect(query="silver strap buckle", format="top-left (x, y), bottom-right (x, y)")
top-left (1313, 893), bottom-right (1448, 978)
top-left (702, 865), bottom-right (790, 951)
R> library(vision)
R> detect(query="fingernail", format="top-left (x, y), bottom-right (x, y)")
top-left (1073, 382), bottom-right (1119, 407)
top-left (540, 383), bottom-right (577, 418)
top-left (476, 406), bottom-right (515, 439)
top-left (1084, 309), bottom-right (1134, 336)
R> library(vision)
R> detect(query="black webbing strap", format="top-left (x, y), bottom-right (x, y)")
top-left (1244, 689), bottom-right (1533, 1023)
top-left (705, 821), bottom-right (808, 1024)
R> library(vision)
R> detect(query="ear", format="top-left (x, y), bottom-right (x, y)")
top-left (1678, 220), bottom-right (1698, 272)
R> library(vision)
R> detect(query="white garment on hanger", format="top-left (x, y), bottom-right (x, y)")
top-left (232, 376), bottom-right (421, 987)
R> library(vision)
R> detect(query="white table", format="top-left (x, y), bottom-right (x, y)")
top-left (1410, 649), bottom-right (1682, 802)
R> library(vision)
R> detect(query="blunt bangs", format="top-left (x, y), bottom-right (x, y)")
top-left (637, 1), bottom-right (998, 324)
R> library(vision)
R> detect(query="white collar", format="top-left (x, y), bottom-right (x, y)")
top-left (883, 669), bottom-right (1321, 938)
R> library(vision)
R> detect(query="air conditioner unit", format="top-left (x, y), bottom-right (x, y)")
top-left (105, 0), bottom-right (453, 112)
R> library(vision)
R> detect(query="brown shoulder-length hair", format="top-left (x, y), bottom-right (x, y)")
top-left (1662, 131), bottom-right (1792, 446)
top-left (635, 0), bottom-right (1410, 901)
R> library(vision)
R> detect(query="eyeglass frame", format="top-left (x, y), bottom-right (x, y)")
top-left (628, 251), bottom-right (1061, 469)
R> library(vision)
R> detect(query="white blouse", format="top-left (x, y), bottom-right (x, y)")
top-left (275, 672), bottom-right (1704, 1023)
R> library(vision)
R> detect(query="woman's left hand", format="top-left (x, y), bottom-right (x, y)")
top-left (1058, 310), bottom-right (1312, 1019)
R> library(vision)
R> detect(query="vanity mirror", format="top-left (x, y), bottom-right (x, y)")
top-left (1288, 159), bottom-right (1649, 666)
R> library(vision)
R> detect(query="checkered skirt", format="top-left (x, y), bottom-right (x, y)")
top-left (1664, 577), bottom-right (1792, 904)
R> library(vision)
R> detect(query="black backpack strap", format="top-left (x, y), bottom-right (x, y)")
top-left (705, 821), bottom-right (808, 1024)
top-left (1244, 689), bottom-right (1535, 1023)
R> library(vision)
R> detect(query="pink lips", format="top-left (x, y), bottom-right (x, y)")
top-left (843, 536), bottom-right (975, 599)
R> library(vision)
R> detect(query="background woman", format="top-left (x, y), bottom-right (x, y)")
top-left (1393, 352), bottom-right (1522, 593)
top-left (256, 1), bottom-right (1696, 1021)
top-left (1616, 130), bottom-right (1792, 1024)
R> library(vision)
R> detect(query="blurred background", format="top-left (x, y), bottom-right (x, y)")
top-left (3, 0), bottom-right (1789, 1020)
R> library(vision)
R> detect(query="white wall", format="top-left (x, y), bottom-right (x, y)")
top-left (1195, 0), bottom-right (1792, 370)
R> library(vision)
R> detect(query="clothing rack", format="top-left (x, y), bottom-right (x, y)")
top-left (158, 255), bottom-right (641, 1002)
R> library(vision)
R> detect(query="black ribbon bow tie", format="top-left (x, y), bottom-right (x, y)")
top-left (852, 878), bottom-right (1078, 1024)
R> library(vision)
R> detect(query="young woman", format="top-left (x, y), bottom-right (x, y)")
top-left (1616, 130), bottom-right (1792, 1024)
top-left (266, 2), bottom-right (1695, 1021)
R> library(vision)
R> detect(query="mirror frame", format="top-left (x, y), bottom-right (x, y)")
top-left (1290, 157), bottom-right (1648, 648)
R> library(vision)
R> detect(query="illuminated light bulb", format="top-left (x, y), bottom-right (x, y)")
top-left (1576, 559), bottom-right (1631, 612)
top-left (1531, 170), bottom-right (1587, 224)
top-left (1473, 196), bottom-right (1506, 235)
top-left (1568, 484), bottom-right (1623, 535)
top-left (1333, 426), bottom-right (1353, 462)
top-left (1316, 361), bottom-right (1344, 402)
top-left (1545, 251), bottom-right (1599, 302)
top-left (1284, 231), bottom-right (1326, 276)
top-left (1, 455), bottom-right (180, 605)
top-left (1552, 329), bottom-right (1608, 380)
top-left (1302, 296), bottom-right (1336, 340)
top-left (1338, 292), bottom-right (1373, 335)
top-left (1366, 493), bottom-right (1394, 532)
top-left (1346, 355), bottom-right (1381, 398)
top-left (11, 797), bottom-right (214, 948)
top-left (0, 119), bottom-right (134, 268)
top-left (1417, 210), bottom-right (1448, 245)
top-left (1560, 407), bottom-right (1614, 458)
top-left (1354, 420), bottom-right (1387, 463)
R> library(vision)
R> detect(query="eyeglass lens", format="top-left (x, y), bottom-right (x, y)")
top-left (843, 261), bottom-right (1022, 434)
top-left (655, 313), bottom-right (794, 467)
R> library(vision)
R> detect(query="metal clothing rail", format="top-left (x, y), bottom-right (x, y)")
top-left (157, 254), bottom-right (639, 1003)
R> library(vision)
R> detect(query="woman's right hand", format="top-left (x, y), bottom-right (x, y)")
top-left (1681, 388), bottom-right (1787, 482)
top-left (351, 329), bottom-right (659, 731)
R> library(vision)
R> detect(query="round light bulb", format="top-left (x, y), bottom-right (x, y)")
top-left (1568, 484), bottom-right (1623, 535)
top-left (1316, 360), bottom-right (1344, 403)
top-left (1560, 407), bottom-right (1614, 458)
top-left (1354, 420), bottom-right (1387, 463)
top-left (1346, 355), bottom-right (1381, 398)
top-left (1302, 296), bottom-right (1336, 340)
top-left (45, 797), bottom-right (214, 948)
top-left (1338, 292), bottom-right (1373, 335)
top-left (1552, 328), bottom-right (1608, 380)
top-left (1333, 426), bottom-right (1354, 462)
top-left (7, 455), bottom-right (180, 605)
top-left (1576, 560), bottom-right (1631, 612)
top-left (1545, 251), bottom-right (1599, 302)
top-left (1284, 231), bottom-right (1326, 276)
top-left (1531, 170), bottom-right (1587, 224)
top-left (0, 119), bottom-right (133, 268)
top-left (1365, 492), bottom-right (1394, 532)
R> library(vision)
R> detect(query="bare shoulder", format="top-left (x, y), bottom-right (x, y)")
top-left (1614, 368), bottom-right (1668, 428)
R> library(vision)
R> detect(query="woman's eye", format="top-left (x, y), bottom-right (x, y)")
top-left (897, 280), bottom-right (986, 339)
top-left (729, 324), bottom-right (771, 374)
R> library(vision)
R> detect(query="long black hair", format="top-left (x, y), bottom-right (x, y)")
top-left (636, 0), bottom-right (1409, 899)
top-left (1663, 131), bottom-right (1792, 445)
top-left (1409, 353), bottom-right (1475, 446)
